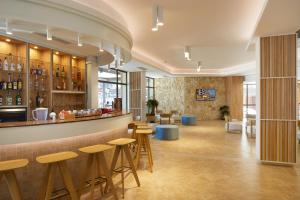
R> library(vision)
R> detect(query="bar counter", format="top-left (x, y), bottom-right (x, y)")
top-left (0, 112), bottom-right (132, 199)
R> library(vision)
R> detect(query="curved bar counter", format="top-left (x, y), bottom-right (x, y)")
top-left (0, 113), bottom-right (132, 199)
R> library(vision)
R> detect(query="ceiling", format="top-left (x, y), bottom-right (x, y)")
top-left (72, 0), bottom-right (267, 75)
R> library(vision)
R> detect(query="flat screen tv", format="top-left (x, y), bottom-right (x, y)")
top-left (196, 88), bottom-right (216, 101)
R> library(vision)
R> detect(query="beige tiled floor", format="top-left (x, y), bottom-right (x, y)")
top-left (103, 120), bottom-right (300, 200)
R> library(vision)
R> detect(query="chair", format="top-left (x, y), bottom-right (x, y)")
top-left (160, 113), bottom-right (171, 124)
top-left (0, 159), bottom-right (29, 200)
top-left (36, 151), bottom-right (79, 200)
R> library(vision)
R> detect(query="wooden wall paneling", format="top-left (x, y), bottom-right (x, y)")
top-left (260, 34), bottom-right (296, 164)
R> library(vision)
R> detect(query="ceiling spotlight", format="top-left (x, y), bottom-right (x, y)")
top-left (99, 41), bottom-right (104, 52)
top-left (5, 19), bottom-right (13, 35)
top-left (5, 38), bottom-right (11, 42)
top-left (55, 51), bottom-right (59, 55)
top-left (73, 56), bottom-right (77, 59)
top-left (46, 28), bottom-right (52, 41)
top-left (77, 34), bottom-right (82, 47)
top-left (34, 46), bottom-right (38, 49)
top-left (184, 46), bottom-right (191, 61)
top-left (197, 61), bottom-right (202, 72)
top-left (152, 5), bottom-right (164, 31)
top-left (157, 5), bottom-right (164, 26)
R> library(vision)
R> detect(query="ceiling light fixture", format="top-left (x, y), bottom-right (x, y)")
top-left (184, 46), bottom-right (191, 61)
top-left (197, 61), bottom-right (202, 72)
top-left (5, 19), bottom-right (13, 35)
top-left (34, 46), bottom-right (38, 49)
top-left (77, 34), bottom-right (82, 47)
top-left (55, 51), bottom-right (59, 55)
top-left (113, 46), bottom-right (117, 58)
top-left (46, 28), bottom-right (52, 40)
top-left (5, 38), bottom-right (11, 42)
top-left (152, 5), bottom-right (164, 31)
top-left (99, 41), bottom-right (104, 52)
top-left (73, 56), bottom-right (77, 59)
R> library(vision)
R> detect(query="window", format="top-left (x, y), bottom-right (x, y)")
top-left (146, 77), bottom-right (155, 101)
top-left (98, 67), bottom-right (128, 111)
top-left (243, 83), bottom-right (256, 118)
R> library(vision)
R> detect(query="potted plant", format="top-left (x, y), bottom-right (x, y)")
top-left (146, 99), bottom-right (159, 122)
top-left (219, 105), bottom-right (230, 120)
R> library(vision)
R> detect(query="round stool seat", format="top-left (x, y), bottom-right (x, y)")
top-left (108, 138), bottom-right (136, 146)
top-left (181, 115), bottom-right (197, 125)
top-left (36, 151), bottom-right (78, 164)
top-left (79, 144), bottom-right (113, 154)
top-left (0, 159), bottom-right (29, 171)
top-left (155, 125), bottom-right (179, 140)
top-left (136, 129), bottom-right (152, 135)
top-left (137, 125), bottom-right (151, 129)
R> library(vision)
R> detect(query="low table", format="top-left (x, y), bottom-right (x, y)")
top-left (155, 125), bottom-right (179, 140)
top-left (181, 115), bottom-right (197, 125)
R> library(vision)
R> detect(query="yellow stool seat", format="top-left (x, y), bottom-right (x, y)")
top-left (36, 151), bottom-right (78, 164)
top-left (137, 125), bottom-right (151, 129)
top-left (0, 159), bottom-right (29, 171)
top-left (136, 129), bottom-right (153, 135)
top-left (79, 144), bottom-right (113, 154)
top-left (132, 121), bottom-right (147, 126)
top-left (108, 138), bottom-right (136, 146)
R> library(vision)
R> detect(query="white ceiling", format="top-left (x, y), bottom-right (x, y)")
top-left (72, 0), bottom-right (267, 76)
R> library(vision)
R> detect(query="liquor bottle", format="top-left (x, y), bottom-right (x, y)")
top-left (62, 78), bottom-right (66, 90)
top-left (77, 69), bottom-right (81, 80)
top-left (0, 94), bottom-right (3, 106)
top-left (36, 92), bottom-right (41, 107)
top-left (17, 57), bottom-right (22, 72)
top-left (7, 73), bottom-right (12, 90)
top-left (13, 75), bottom-right (18, 90)
top-left (0, 58), bottom-right (2, 70)
top-left (6, 91), bottom-right (13, 106)
top-left (2, 79), bottom-right (7, 90)
top-left (3, 57), bottom-right (9, 71)
top-left (42, 68), bottom-right (46, 77)
top-left (34, 74), bottom-right (39, 91)
top-left (9, 54), bottom-right (15, 71)
top-left (16, 92), bottom-right (22, 105)
top-left (37, 65), bottom-right (42, 76)
top-left (61, 67), bottom-right (65, 78)
top-left (17, 74), bottom-right (22, 90)
top-left (55, 65), bottom-right (60, 77)
top-left (31, 65), bottom-right (36, 75)
top-left (40, 76), bottom-right (46, 91)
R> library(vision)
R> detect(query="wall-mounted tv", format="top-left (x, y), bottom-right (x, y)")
top-left (196, 88), bottom-right (216, 101)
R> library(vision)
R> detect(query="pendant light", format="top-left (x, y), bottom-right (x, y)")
top-left (77, 34), bottom-right (83, 47)
top-left (99, 41), bottom-right (104, 52)
top-left (184, 46), bottom-right (191, 61)
top-left (152, 5), bottom-right (164, 31)
top-left (46, 27), bottom-right (52, 40)
top-left (5, 19), bottom-right (13, 35)
top-left (197, 61), bottom-right (202, 72)
top-left (157, 5), bottom-right (164, 26)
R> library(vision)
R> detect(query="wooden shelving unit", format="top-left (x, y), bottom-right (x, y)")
top-left (28, 45), bottom-right (51, 119)
top-left (0, 36), bottom-right (27, 107)
top-left (0, 35), bottom-right (87, 118)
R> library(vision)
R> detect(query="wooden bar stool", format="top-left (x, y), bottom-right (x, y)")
top-left (135, 129), bottom-right (154, 172)
top-left (0, 159), bottom-right (29, 200)
top-left (78, 144), bottom-right (118, 200)
top-left (36, 151), bottom-right (79, 200)
top-left (108, 138), bottom-right (140, 198)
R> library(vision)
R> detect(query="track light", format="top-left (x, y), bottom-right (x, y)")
top-left (5, 19), bottom-right (12, 35)
top-left (46, 28), bottom-right (52, 40)
top-left (197, 61), bottom-right (202, 72)
top-left (99, 41), bottom-right (104, 52)
top-left (184, 46), bottom-right (191, 61)
top-left (77, 34), bottom-right (82, 47)
top-left (157, 6), bottom-right (164, 26)
top-left (152, 5), bottom-right (164, 31)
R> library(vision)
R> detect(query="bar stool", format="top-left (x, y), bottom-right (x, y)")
top-left (36, 151), bottom-right (79, 200)
top-left (136, 129), bottom-right (154, 172)
top-left (0, 159), bottom-right (29, 200)
top-left (108, 138), bottom-right (140, 198)
top-left (78, 144), bottom-right (118, 200)
top-left (136, 125), bottom-right (151, 129)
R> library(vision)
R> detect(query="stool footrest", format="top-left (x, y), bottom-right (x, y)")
top-left (113, 166), bottom-right (132, 174)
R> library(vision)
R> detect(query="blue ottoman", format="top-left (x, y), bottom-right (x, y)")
top-left (155, 125), bottom-right (179, 140)
top-left (181, 115), bottom-right (197, 125)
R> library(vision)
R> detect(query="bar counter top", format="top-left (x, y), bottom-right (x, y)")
top-left (0, 112), bottom-right (130, 128)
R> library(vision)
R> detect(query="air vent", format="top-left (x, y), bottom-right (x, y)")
top-left (137, 67), bottom-right (147, 71)
top-left (34, 33), bottom-right (71, 45)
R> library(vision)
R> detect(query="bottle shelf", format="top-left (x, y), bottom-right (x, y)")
top-left (52, 90), bottom-right (86, 94)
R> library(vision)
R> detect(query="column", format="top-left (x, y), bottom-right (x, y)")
top-left (86, 56), bottom-right (99, 109)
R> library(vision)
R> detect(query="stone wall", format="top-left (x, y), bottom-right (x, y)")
top-left (155, 77), bottom-right (227, 120)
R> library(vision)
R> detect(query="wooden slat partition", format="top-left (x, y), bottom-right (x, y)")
top-left (260, 34), bottom-right (296, 164)
top-left (129, 72), bottom-right (143, 120)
